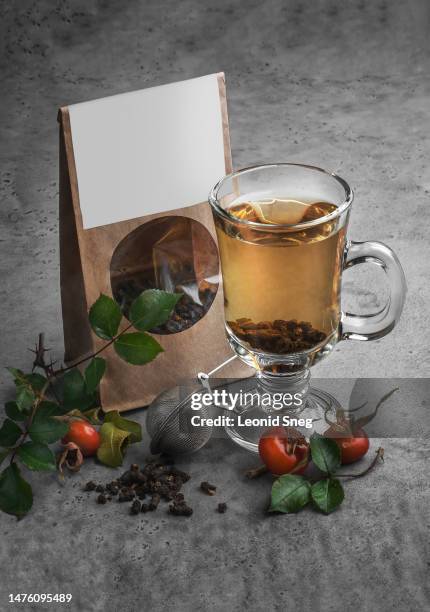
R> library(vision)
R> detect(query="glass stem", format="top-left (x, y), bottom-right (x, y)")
top-left (256, 368), bottom-right (311, 414)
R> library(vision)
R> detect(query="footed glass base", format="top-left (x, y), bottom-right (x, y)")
top-left (224, 377), bottom-right (342, 453)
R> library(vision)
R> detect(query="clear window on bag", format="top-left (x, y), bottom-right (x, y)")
top-left (110, 216), bottom-right (219, 334)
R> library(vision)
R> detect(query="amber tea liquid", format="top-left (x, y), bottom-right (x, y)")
top-left (214, 198), bottom-right (346, 355)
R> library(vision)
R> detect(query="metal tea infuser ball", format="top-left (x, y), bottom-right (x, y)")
top-left (146, 356), bottom-right (237, 455)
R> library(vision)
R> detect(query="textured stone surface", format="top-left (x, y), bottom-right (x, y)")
top-left (0, 1), bottom-right (429, 611)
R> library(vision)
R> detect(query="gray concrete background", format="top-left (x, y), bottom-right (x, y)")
top-left (0, 1), bottom-right (429, 611)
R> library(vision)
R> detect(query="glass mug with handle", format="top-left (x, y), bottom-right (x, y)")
top-left (209, 163), bottom-right (406, 452)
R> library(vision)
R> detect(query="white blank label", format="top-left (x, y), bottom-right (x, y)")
top-left (68, 74), bottom-right (227, 230)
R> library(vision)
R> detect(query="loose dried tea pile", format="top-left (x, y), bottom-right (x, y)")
top-left (228, 318), bottom-right (326, 353)
top-left (84, 460), bottom-right (193, 517)
top-left (83, 460), bottom-right (228, 517)
top-left (113, 277), bottom-right (216, 334)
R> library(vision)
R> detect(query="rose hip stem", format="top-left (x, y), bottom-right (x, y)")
top-left (334, 447), bottom-right (384, 479)
top-left (245, 447), bottom-right (384, 480)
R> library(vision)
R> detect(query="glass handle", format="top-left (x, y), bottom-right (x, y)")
top-left (340, 240), bottom-right (407, 341)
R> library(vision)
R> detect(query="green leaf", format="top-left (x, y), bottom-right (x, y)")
top-left (89, 294), bottom-right (122, 340)
top-left (62, 369), bottom-right (85, 404)
top-left (84, 358), bottom-right (106, 394)
top-left (0, 463), bottom-right (33, 518)
top-left (129, 289), bottom-right (182, 332)
top-left (7, 367), bottom-right (24, 381)
top-left (5, 401), bottom-right (27, 422)
top-left (0, 449), bottom-right (10, 466)
top-left (104, 410), bottom-right (142, 443)
top-left (25, 373), bottom-right (48, 392)
top-left (269, 474), bottom-right (311, 513)
top-left (16, 386), bottom-right (35, 412)
top-left (0, 419), bottom-right (23, 447)
top-left (311, 478), bottom-right (345, 514)
top-left (28, 410), bottom-right (69, 445)
top-left (96, 422), bottom-right (131, 467)
top-left (17, 442), bottom-right (56, 472)
top-left (310, 433), bottom-right (341, 474)
top-left (37, 401), bottom-right (63, 418)
top-left (8, 369), bottom-right (47, 392)
top-left (62, 369), bottom-right (94, 411)
top-left (114, 332), bottom-right (163, 365)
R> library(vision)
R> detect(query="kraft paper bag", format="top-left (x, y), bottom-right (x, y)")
top-left (58, 73), bottom-right (250, 411)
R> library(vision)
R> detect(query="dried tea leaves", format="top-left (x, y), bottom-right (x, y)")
top-left (200, 481), bottom-right (217, 496)
top-left (84, 461), bottom-right (228, 518)
top-left (83, 459), bottom-right (193, 517)
top-left (228, 318), bottom-right (327, 353)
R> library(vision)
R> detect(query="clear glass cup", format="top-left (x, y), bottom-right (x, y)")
top-left (209, 163), bottom-right (406, 452)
